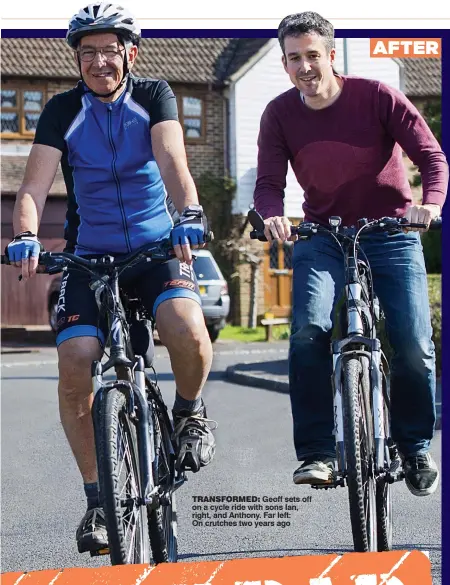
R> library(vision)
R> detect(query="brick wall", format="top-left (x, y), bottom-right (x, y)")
top-left (47, 78), bottom-right (79, 99)
top-left (233, 223), bottom-right (267, 327)
top-left (2, 77), bottom-right (226, 197)
top-left (171, 84), bottom-right (226, 182)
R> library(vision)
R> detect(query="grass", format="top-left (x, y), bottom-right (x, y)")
top-left (427, 273), bottom-right (441, 305)
top-left (219, 324), bottom-right (290, 343)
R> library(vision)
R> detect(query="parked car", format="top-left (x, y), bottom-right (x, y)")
top-left (48, 249), bottom-right (230, 342)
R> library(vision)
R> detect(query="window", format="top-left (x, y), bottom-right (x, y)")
top-left (1, 87), bottom-right (45, 137)
top-left (193, 255), bottom-right (221, 280)
top-left (178, 94), bottom-right (205, 142)
top-left (269, 241), bottom-right (294, 270)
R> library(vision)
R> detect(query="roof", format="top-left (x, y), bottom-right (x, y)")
top-left (0, 37), bottom-right (271, 84)
top-left (399, 58), bottom-right (442, 97)
top-left (1, 39), bottom-right (441, 96)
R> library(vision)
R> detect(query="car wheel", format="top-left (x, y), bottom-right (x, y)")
top-left (206, 325), bottom-right (220, 343)
top-left (48, 293), bottom-right (59, 334)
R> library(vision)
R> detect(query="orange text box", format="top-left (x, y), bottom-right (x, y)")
top-left (370, 38), bottom-right (441, 58)
top-left (1, 550), bottom-right (432, 584)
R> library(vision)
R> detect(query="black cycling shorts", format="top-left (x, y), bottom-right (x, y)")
top-left (55, 257), bottom-right (201, 347)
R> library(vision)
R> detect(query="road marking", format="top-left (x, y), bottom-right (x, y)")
top-left (194, 561), bottom-right (225, 585)
top-left (134, 565), bottom-right (156, 584)
top-left (49, 571), bottom-right (63, 584)
top-left (378, 551), bottom-right (410, 584)
top-left (0, 347), bottom-right (288, 368)
top-left (1, 360), bottom-right (59, 368)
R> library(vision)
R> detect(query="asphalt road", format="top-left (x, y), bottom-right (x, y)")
top-left (0, 341), bottom-right (442, 583)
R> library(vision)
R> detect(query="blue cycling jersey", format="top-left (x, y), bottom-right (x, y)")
top-left (34, 75), bottom-right (178, 255)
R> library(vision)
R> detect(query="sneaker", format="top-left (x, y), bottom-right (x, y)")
top-left (76, 507), bottom-right (109, 553)
top-left (172, 402), bottom-right (217, 473)
top-left (293, 455), bottom-right (335, 485)
top-left (402, 452), bottom-right (439, 496)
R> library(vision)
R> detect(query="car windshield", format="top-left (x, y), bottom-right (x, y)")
top-left (194, 256), bottom-right (221, 280)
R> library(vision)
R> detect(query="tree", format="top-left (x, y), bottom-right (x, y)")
top-left (410, 99), bottom-right (442, 188)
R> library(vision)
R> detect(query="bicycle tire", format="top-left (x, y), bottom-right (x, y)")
top-left (376, 374), bottom-right (394, 551)
top-left (342, 355), bottom-right (377, 552)
top-left (148, 398), bottom-right (178, 563)
top-left (95, 387), bottom-right (150, 565)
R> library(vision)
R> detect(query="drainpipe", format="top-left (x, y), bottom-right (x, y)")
top-left (343, 38), bottom-right (349, 74)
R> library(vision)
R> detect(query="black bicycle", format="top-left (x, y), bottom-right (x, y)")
top-left (248, 210), bottom-right (442, 553)
top-left (2, 240), bottom-right (188, 565)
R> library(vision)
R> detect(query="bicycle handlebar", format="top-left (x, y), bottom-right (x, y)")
top-left (248, 211), bottom-right (442, 242)
top-left (1, 238), bottom-right (181, 273)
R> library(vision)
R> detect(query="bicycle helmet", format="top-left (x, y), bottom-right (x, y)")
top-left (66, 2), bottom-right (140, 48)
top-left (66, 2), bottom-right (141, 98)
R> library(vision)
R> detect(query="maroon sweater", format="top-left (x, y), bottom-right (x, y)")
top-left (254, 75), bottom-right (448, 226)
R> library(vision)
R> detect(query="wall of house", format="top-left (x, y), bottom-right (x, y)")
top-left (179, 87), bottom-right (226, 181)
top-left (1, 76), bottom-right (225, 325)
top-left (2, 77), bottom-right (225, 184)
top-left (1, 195), bottom-right (66, 326)
top-left (228, 40), bottom-right (303, 220)
top-left (229, 38), bottom-right (402, 221)
top-left (335, 38), bottom-right (402, 90)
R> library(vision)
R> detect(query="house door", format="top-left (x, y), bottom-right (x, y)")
top-left (263, 240), bottom-right (293, 318)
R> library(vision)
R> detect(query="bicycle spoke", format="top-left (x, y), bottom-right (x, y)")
top-left (97, 389), bottom-right (149, 565)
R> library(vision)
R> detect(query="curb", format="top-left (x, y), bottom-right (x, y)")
top-left (226, 364), bottom-right (289, 393)
top-left (226, 364), bottom-right (442, 430)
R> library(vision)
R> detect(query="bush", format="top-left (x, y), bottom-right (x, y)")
top-left (377, 274), bottom-right (441, 378)
top-left (421, 230), bottom-right (442, 274)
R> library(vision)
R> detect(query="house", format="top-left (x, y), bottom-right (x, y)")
top-left (1, 37), bottom-right (441, 327)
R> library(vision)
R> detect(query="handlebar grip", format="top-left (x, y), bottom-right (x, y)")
top-left (250, 230), bottom-right (268, 242)
top-left (204, 231), bottom-right (214, 243)
top-left (405, 218), bottom-right (442, 230)
top-left (428, 217), bottom-right (442, 230)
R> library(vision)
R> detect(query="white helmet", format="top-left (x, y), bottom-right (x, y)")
top-left (66, 2), bottom-right (141, 49)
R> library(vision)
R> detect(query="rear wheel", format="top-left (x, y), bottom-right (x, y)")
top-left (342, 355), bottom-right (377, 552)
top-left (95, 388), bottom-right (150, 565)
top-left (147, 395), bottom-right (178, 562)
top-left (48, 292), bottom-right (59, 333)
top-left (206, 325), bottom-right (220, 343)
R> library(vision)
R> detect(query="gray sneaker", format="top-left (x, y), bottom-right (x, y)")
top-left (293, 455), bottom-right (335, 485)
top-left (172, 403), bottom-right (217, 473)
top-left (403, 452), bottom-right (439, 496)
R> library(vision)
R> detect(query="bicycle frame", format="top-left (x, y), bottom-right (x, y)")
top-left (331, 239), bottom-right (389, 478)
top-left (90, 265), bottom-right (159, 508)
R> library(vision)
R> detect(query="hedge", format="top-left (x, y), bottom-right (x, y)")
top-left (377, 274), bottom-right (441, 378)
top-left (421, 230), bottom-right (442, 274)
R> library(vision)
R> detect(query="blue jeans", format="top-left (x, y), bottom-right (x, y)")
top-left (289, 230), bottom-right (436, 460)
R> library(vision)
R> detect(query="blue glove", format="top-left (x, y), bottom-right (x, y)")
top-left (7, 232), bottom-right (42, 263)
top-left (171, 206), bottom-right (206, 247)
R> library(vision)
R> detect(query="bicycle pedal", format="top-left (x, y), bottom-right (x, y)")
top-left (311, 475), bottom-right (345, 490)
top-left (89, 547), bottom-right (110, 557)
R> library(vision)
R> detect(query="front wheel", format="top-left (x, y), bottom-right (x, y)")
top-left (342, 356), bottom-right (377, 552)
top-left (95, 388), bottom-right (150, 565)
top-left (376, 373), bottom-right (394, 551)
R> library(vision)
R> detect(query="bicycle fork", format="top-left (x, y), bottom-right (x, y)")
top-left (91, 356), bottom-right (158, 507)
top-left (333, 342), bottom-right (386, 464)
